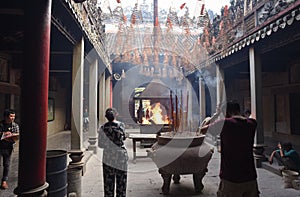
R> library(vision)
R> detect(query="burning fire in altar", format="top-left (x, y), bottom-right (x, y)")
top-left (141, 103), bottom-right (170, 125)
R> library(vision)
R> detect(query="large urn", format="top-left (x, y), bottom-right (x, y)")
top-left (148, 131), bottom-right (213, 195)
top-left (157, 131), bottom-right (205, 147)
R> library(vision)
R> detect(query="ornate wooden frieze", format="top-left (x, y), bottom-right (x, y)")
top-left (212, 4), bottom-right (300, 64)
top-left (65, 0), bottom-right (109, 66)
top-left (244, 13), bottom-right (256, 32)
top-left (257, 0), bottom-right (298, 25)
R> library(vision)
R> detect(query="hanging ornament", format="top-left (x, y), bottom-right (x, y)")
top-left (224, 5), bottom-right (228, 17)
top-left (219, 21), bottom-right (224, 31)
top-left (131, 14), bottom-right (136, 25)
top-left (212, 36), bottom-right (216, 45)
top-left (166, 17), bottom-right (173, 31)
top-left (116, 0), bottom-right (121, 3)
top-left (180, 3), bottom-right (186, 10)
top-left (197, 37), bottom-right (201, 45)
top-left (200, 4), bottom-right (205, 16)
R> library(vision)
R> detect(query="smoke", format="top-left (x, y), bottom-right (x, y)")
top-left (70, 42), bottom-right (227, 173)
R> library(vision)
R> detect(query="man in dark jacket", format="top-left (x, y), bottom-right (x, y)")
top-left (201, 101), bottom-right (260, 197)
top-left (0, 109), bottom-right (19, 189)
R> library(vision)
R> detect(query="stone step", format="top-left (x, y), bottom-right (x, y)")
top-left (261, 159), bottom-right (283, 177)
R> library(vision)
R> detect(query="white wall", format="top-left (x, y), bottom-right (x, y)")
top-left (48, 87), bottom-right (67, 136)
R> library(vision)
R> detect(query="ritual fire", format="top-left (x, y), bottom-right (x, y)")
top-left (141, 103), bottom-right (170, 125)
top-left (132, 78), bottom-right (199, 135)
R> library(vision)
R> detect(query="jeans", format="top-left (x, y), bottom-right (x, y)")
top-left (0, 147), bottom-right (13, 182)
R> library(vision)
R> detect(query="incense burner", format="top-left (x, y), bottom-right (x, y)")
top-left (157, 131), bottom-right (205, 147)
top-left (148, 132), bottom-right (213, 195)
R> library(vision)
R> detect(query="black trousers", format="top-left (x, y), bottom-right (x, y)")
top-left (0, 147), bottom-right (13, 182)
top-left (103, 163), bottom-right (127, 197)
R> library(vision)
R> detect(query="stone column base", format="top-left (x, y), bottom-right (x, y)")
top-left (253, 144), bottom-right (267, 168)
top-left (88, 137), bottom-right (97, 154)
top-left (14, 183), bottom-right (49, 197)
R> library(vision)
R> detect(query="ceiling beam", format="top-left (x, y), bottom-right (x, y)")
top-left (50, 51), bottom-right (73, 55)
top-left (0, 8), bottom-right (23, 15)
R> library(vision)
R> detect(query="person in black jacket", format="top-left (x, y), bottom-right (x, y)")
top-left (0, 109), bottom-right (19, 189)
top-left (98, 108), bottom-right (128, 197)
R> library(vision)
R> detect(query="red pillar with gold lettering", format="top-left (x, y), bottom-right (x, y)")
top-left (14, 0), bottom-right (52, 196)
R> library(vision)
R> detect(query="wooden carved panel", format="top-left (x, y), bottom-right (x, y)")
top-left (0, 57), bottom-right (9, 82)
top-left (244, 13), bottom-right (256, 33)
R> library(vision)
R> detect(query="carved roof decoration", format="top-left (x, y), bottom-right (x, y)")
top-left (214, 2), bottom-right (300, 62)
top-left (188, 0), bottom-right (300, 73)
top-left (64, 0), bottom-right (110, 70)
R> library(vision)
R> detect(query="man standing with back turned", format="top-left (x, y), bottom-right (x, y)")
top-left (201, 101), bottom-right (260, 197)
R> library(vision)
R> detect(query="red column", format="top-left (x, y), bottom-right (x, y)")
top-left (110, 76), bottom-right (113, 107)
top-left (15, 0), bottom-right (52, 196)
top-left (153, 0), bottom-right (158, 27)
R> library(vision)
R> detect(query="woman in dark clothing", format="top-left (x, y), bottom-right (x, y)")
top-left (98, 108), bottom-right (128, 197)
